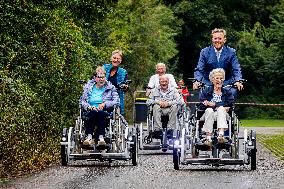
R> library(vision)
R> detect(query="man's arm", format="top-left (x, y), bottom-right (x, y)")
top-left (230, 48), bottom-right (243, 90)
top-left (194, 48), bottom-right (207, 82)
top-left (193, 48), bottom-right (208, 90)
top-left (146, 75), bottom-right (155, 96)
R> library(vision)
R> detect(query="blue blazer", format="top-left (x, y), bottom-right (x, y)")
top-left (194, 45), bottom-right (242, 86)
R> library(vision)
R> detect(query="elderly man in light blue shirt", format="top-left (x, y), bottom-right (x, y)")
top-left (146, 75), bottom-right (181, 130)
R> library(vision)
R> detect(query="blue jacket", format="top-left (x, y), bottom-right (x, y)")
top-left (194, 45), bottom-right (242, 86)
top-left (81, 79), bottom-right (119, 111)
top-left (103, 64), bottom-right (128, 115)
top-left (198, 86), bottom-right (235, 110)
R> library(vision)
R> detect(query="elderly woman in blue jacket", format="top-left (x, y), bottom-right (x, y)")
top-left (103, 50), bottom-right (128, 116)
top-left (81, 66), bottom-right (119, 146)
top-left (199, 68), bottom-right (235, 146)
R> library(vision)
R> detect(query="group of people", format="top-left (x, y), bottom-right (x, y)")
top-left (81, 27), bottom-right (244, 148)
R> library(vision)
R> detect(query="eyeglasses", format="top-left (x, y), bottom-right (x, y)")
top-left (214, 77), bottom-right (224, 81)
top-left (96, 75), bottom-right (105, 79)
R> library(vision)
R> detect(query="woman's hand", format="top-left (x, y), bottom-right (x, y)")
top-left (203, 100), bottom-right (215, 107)
top-left (98, 103), bottom-right (105, 111)
top-left (88, 106), bottom-right (98, 111)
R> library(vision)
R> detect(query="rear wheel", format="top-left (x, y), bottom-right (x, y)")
top-left (173, 148), bottom-right (180, 170)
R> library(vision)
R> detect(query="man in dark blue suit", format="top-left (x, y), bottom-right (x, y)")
top-left (193, 28), bottom-right (243, 97)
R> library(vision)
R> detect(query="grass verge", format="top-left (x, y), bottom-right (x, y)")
top-left (258, 133), bottom-right (284, 161)
top-left (240, 119), bottom-right (284, 127)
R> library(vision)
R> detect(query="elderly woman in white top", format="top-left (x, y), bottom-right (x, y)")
top-left (199, 68), bottom-right (235, 145)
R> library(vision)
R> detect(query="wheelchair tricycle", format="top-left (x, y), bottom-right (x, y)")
top-left (60, 81), bottom-right (138, 166)
top-left (133, 90), bottom-right (190, 152)
top-left (172, 98), bottom-right (257, 170)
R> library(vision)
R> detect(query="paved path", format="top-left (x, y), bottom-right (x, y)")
top-left (241, 127), bottom-right (284, 135)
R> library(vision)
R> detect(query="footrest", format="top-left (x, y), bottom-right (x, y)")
top-left (216, 142), bottom-right (231, 149)
top-left (195, 143), bottom-right (211, 151)
top-left (143, 144), bottom-right (161, 150)
top-left (96, 144), bottom-right (111, 151)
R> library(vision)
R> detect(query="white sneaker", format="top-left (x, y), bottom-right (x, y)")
top-left (83, 134), bottom-right (93, 145)
top-left (97, 135), bottom-right (106, 146)
top-left (83, 138), bottom-right (94, 145)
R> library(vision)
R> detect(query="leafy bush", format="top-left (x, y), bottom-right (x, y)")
top-left (0, 2), bottom-right (97, 177)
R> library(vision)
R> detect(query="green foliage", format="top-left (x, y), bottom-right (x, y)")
top-left (0, 1), bottom-right (98, 177)
top-left (90, 0), bottom-right (181, 120)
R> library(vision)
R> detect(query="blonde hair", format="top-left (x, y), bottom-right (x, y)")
top-left (209, 68), bottom-right (225, 82)
top-left (156, 62), bottom-right (166, 69)
top-left (211, 28), bottom-right (227, 37)
top-left (111, 49), bottom-right (123, 58)
top-left (92, 66), bottom-right (106, 78)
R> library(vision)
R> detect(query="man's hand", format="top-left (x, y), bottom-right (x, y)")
top-left (158, 101), bottom-right (169, 108)
top-left (234, 81), bottom-right (244, 91)
top-left (193, 81), bottom-right (201, 90)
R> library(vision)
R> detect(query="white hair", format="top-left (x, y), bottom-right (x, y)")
top-left (209, 68), bottom-right (225, 82)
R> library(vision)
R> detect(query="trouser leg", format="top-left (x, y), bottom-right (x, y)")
top-left (216, 106), bottom-right (229, 130)
top-left (153, 104), bottom-right (162, 129)
top-left (93, 111), bottom-right (108, 139)
top-left (85, 110), bottom-right (97, 135)
top-left (200, 108), bottom-right (215, 133)
top-left (165, 105), bottom-right (178, 129)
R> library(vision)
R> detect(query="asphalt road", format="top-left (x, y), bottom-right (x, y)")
top-left (2, 130), bottom-right (284, 189)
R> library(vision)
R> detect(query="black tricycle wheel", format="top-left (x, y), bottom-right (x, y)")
top-left (173, 148), bottom-right (180, 170)
top-left (250, 130), bottom-right (257, 170)
top-left (131, 135), bottom-right (138, 166)
top-left (61, 145), bottom-right (68, 166)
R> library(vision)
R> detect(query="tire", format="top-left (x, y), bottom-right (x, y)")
top-left (173, 148), bottom-right (180, 170)
top-left (251, 149), bottom-right (256, 170)
top-left (61, 145), bottom-right (67, 166)
top-left (250, 130), bottom-right (257, 170)
top-left (131, 135), bottom-right (138, 166)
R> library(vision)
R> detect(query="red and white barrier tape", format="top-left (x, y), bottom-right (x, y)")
top-left (187, 102), bottom-right (284, 106)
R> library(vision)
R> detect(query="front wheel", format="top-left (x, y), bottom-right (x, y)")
top-left (131, 135), bottom-right (138, 166)
top-left (173, 148), bottom-right (180, 170)
top-left (250, 149), bottom-right (256, 170)
top-left (250, 130), bottom-right (257, 170)
top-left (61, 145), bottom-right (68, 166)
